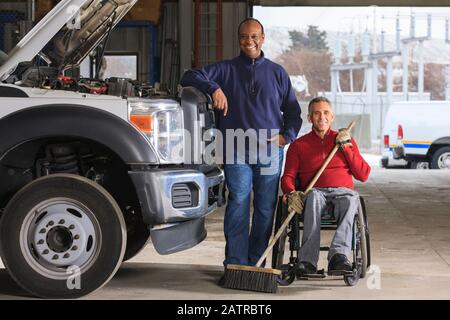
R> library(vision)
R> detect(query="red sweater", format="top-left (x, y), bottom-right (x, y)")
top-left (281, 129), bottom-right (371, 193)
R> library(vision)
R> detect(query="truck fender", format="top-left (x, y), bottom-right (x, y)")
top-left (431, 137), bottom-right (450, 146)
top-left (0, 104), bottom-right (158, 164)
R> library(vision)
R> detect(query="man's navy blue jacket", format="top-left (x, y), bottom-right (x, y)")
top-left (180, 51), bottom-right (302, 148)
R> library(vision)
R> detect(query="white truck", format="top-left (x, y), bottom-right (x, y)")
top-left (0, 0), bottom-right (225, 298)
top-left (389, 101), bottom-right (450, 169)
top-left (381, 103), bottom-right (409, 168)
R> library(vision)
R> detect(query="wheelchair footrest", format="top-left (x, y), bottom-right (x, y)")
top-left (327, 269), bottom-right (355, 276)
top-left (297, 269), bottom-right (326, 279)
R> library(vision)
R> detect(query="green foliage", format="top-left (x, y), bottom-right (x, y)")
top-left (289, 25), bottom-right (328, 51)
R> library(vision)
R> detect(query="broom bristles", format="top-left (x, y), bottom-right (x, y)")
top-left (221, 264), bottom-right (281, 293)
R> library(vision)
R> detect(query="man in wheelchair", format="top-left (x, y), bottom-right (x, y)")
top-left (280, 96), bottom-right (371, 276)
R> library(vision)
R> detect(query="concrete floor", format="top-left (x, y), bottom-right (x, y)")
top-left (1, 167), bottom-right (450, 299)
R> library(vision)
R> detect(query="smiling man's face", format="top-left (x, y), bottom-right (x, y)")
top-left (308, 101), bottom-right (335, 136)
top-left (239, 20), bottom-right (265, 59)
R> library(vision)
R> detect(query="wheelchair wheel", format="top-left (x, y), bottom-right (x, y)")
top-left (345, 207), bottom-right (366, 287)
top-left (359, 196), bottom-right (371, 269)
top-left (344, 271), bottom-right (360, 286)
top-left (277, 263), bottom-right (296, 286)
top-left (271, 196), bottom-right (288, 269)
top-left (355, 198), bottom-right (368, 279)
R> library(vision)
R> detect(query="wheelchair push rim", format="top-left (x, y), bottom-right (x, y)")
top-left (345, 200), bottom-right (368, 286)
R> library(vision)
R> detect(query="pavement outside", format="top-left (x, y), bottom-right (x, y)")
top-left (1, 163), bottom-right (450, 300)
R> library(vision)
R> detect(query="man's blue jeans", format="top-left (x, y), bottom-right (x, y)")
top-left (223, 148), bottom-right (283, 266)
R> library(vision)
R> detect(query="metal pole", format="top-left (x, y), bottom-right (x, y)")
top-left (331, 70), bottom-right (337, 105)
top-left (366, 66), bottom-right (373, 139)
top-left (418, 40), bottom-right (424, 100)
top-left (350, 70), bottom-right (354, 92)
top-left (446, 18), bottom-right (449, 43)
top-left (386, 57), bottom-right (393, 107)
top-left (337, 71), bottom-right (342, 93)
top-left (410, 13), bottom-right (415, 38)
top-left (385, 56), bottom-right (393, 134)
top-left (372, 6), bottom-right (377, 54)
top-left (372, 59), bottom-right (379, 139)
top-left (402, 42), bottom-right (409, 100)
top-left (29, 0), bottom-right (35, 22)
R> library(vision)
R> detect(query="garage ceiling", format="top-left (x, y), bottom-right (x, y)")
top-left (252, 0), bottom-right (450, 6)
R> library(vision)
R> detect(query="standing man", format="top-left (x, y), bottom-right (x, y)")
top-left (181, 18), bottom-right (302, 273)
top-left (281, 97), bottom-right (370, 275)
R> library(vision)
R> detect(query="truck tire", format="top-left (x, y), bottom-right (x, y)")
top-left (123, 221), bottom-right (150, 262)
top-left (409, 161), bottom-right (430, 169)
top-left (0, 174), bottom-right (126, 298)
top-left (431, 146), bottom-right (450, 169)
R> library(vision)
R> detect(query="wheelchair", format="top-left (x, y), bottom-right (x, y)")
top-left (271, 193), bottom-right (371, 286)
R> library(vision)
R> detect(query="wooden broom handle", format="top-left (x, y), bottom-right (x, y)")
top-left (303, 121), bottom-right (355, 194)
top-left (256, 209), bottom-right (298, 267)
top-left (255, 121), bottom-right (356, 268)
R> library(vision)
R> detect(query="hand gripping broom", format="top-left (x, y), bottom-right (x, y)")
top-left (221, 121), bottom-right (356, 293)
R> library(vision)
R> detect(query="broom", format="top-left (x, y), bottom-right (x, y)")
top-left (221, 121), bottom-right (356, 293)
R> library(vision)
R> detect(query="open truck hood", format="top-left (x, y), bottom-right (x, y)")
top-left (0, 0), bottom-right (138, 81)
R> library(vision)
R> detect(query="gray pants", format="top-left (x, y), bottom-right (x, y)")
top-left (299, 187), bottom-right (359, 268)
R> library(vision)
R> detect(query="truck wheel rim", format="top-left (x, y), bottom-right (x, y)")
top-left (20, 198), bottom-right (102, 280)
top-left (417, 162), bottom-right (429, 169)
top-left (438, 152), bottom-right (450, 169)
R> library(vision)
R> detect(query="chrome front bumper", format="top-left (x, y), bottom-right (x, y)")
top-left (129, 166), bottom-right (225, 227)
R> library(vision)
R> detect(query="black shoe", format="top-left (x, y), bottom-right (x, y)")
top-left (328, 254), bottom-right (352, 273)
top-left (297, 261), bottom-right (317, 276)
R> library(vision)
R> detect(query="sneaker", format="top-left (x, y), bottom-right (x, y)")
top-left (328, 254), bottom-right (352, 273)
top-left (297, 261), bottom-right (317, 276)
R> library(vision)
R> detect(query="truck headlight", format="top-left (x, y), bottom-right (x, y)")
top-left (128, 98), bottom-right (184, 163)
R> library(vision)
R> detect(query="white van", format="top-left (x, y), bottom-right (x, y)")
top-left (381, 103), bottom-right (409, 168)
top-left (391, 101), bottom-right (450, 169)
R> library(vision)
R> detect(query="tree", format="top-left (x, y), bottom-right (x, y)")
top-left (276, 48), bottom-right (332, 96)
top-left (289, 25), bottom-right (328, 51)
top-left (409, 62), bottom-right (446, 100)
